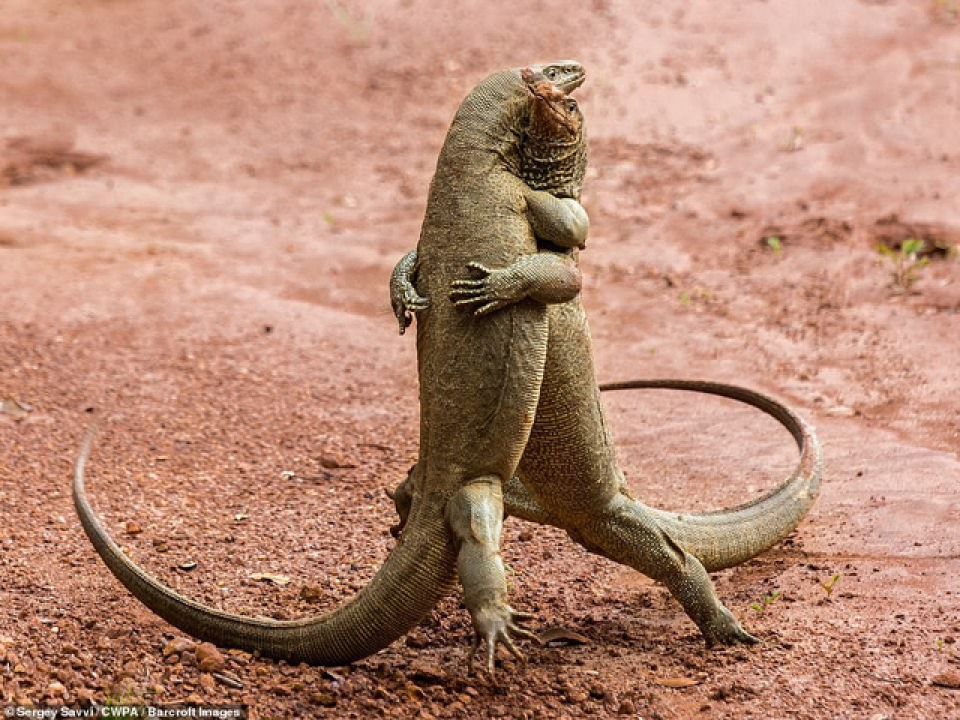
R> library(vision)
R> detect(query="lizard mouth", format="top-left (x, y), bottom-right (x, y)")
top-left (557, 69), bottom-right (585, 94)
top-left (525, 62), bottom-right (586, 94)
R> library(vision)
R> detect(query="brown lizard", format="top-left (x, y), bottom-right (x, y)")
top-left (390, 71), bottom-right (823, 648)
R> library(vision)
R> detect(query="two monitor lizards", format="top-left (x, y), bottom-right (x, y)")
top-left (74, 62), bottom-right (822, 674)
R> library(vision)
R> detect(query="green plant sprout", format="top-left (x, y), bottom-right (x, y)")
top-left (765, 235), bottom-right (783, 254)
top-left (878, 237), bottom-right (928, 293)
top-left (934, 637), bottom-right (956, 655)
top-left (819, 572), bottom-right (842, 598)
top-left (750, 590), bottom-right (782, 615)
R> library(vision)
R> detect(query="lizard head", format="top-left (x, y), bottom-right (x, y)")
top-left (521, 68), bottom-right (583, 147)
top-left (518, 67), bottom-right (587, 200)
top-left (525, 60), bottom-right (586, 94)
top-left (519, 67), bottom-right (586, 198)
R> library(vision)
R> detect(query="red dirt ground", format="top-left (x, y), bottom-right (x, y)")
top-left (2, 1), bottom-right (959, 718)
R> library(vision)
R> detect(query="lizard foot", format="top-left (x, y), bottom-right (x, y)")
top-left (449, 262), bottom-right (525, 317)
top-left (467, 605), bottom-right (538, 675)
top-left (702, 606), bottom-right (760, 648)
top-left (393, 288), bottom-right (429, 335)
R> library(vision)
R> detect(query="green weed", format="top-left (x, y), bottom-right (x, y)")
top-left (750, 590), bottom-right (782, 615)
top-left (878, 237), bottom-right (928, 293)
top-left (819, 572), bottom-right (842, 599)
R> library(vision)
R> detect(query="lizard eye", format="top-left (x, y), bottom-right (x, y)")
top-left (566, 99), bottom-right (578, 112)
top-left (545, 67), bottom-right (558, 80)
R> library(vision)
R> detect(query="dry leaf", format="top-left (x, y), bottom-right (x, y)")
top-left (537, 627), bottom-right (590, 646)
top-left (654, 676), bottom-right (703, 688)
top-left (0, 398), bottom-right (32, 420)
top-left (250, 572), bottom-right (292, 586)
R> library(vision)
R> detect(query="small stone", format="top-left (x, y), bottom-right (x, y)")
top-left (588, 681), bottom-right (606, 699)
top-left (319, 453), bottom-right (356, 469)
top-left (196, 642), bottom-right (226, 672)
top-left (932, 671), bottom-right (960, 689)
top-left (45, 681), bottom-right (67, 699)
top-left (76, 687), bottom-right (96, 706)
top-left (125, 521), bottom-right (143, 535)
top-left (163, 637), bottom-right (198, 657)
top-left (618, 699), bottom-right (637, 715)
top-left (300, 584), bottom-right (324, 603)
top-left (408, 661), bottom-right (447, 684)
top-left (183, 693), bottom-right (205, 705)
top-left (403, 682), bottom-right (425, 702)
top-left (199, 673), bottom-right (216, 691)
top-left (404, 632), bottom-right (429, 649)
top-left (309, 691), bottom-right (337, 707)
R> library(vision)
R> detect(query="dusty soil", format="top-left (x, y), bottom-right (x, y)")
top-left (2, 1), bottom-right (959, 718)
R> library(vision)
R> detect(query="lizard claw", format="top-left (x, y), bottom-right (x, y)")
top-left (393, 288), bottom-right (430, 335)
top-left (466, 605), bottom-right (538, 676)
top-left (449, 263), bottom-right (523, 317)
top-left (702, 606), bottom-right (760, 647)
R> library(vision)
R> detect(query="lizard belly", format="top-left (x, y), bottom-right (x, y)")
top-left (416, 289), bottom-right (549, 487)
top-left (517, 300), bottom-right (623, 517)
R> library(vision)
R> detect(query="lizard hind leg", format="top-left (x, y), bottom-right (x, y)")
top-left (577, 492), bottom-right (758, 647)
top-left (446, 478), bottom-right (538, 674)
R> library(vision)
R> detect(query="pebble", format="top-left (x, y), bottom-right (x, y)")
top-left (196, 642), bottom-right (227, 672)
top-left (407, 660), bottom-right (447, 684)
top-left (617, 699), bottom-right (636, 715)
top-left (309, 691), bottom-right (338, 707)
top-left (299, 584), bottom-right (325, 603)
top-left (163, 637), bottom-right (197, 657)
top-left (319, 453), bottom-right (356, 469)
top-left (199, 673), bottom-right (216, 691)
top-left (932, 671), bottom-right (960, 689)
top-left (588, 681), bottom-right (606, 699)
top-left (45, 681), bottom-right (67, 699)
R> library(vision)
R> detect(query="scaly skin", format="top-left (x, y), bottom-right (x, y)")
top-left (390, 72), bottom-right (823, 648)
top-left (407, 65), bottom-right (589, 672)
top-left (73, 62), bottom-right (589, 669)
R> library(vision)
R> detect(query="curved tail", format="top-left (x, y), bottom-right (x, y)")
top-left (73, 429), bottom-right (457, 665)
top-left (598, 379), bottom-right (823, 572)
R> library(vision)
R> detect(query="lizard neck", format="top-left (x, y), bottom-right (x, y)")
top-left (439, 70), bottom-right (527, 177)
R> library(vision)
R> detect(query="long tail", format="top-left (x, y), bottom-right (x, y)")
top-left (598, 379), bottom-right (823, 572)
top-left (73, 429), bottom-right (457, 665)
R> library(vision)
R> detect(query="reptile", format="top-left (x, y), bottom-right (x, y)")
top-left (389, 74), bottom-right (824, 649)
top-left (73, 62), bottom-right (594, 671)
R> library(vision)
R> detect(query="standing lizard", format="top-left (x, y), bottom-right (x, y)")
top-left (390, 69), bottom-right (823, 648)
